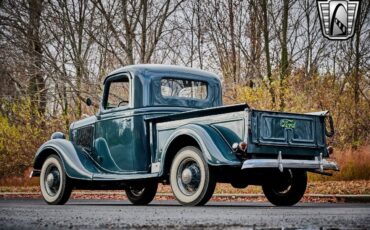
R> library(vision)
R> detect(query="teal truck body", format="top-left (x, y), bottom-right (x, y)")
top-left (31, 64), bottom-right (338, 206)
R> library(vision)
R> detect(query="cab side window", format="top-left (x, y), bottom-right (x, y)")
top-left (105, 76), bottom-right (130, 109)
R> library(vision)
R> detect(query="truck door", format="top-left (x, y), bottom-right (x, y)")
top-left (94, 74), bottom-right (136, 172)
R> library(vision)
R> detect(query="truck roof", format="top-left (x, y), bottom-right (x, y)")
top-left (102, 64), bottom-right (223, 109)
top-left (104, 64), bottom-right (220, 84)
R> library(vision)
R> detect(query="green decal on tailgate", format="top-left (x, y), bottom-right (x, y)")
top-left (280, 119), bottom-right (296, 129)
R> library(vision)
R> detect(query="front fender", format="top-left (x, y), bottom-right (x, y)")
top-left (33, 139), bottom-right (99, 180)
top-left (160, 124), bottom-right (241, 175)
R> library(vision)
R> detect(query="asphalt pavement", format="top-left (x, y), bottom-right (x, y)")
top-left (0, 199), bottom-right (369, 229)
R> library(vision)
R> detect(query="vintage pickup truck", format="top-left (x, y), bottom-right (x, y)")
top-left (31, 64), bottom-right (339, 206)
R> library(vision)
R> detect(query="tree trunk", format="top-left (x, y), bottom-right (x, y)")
top-left (140, 0), bottom-right (148, 63)
top-left (279, 0), bottom-right (289, 111)
top-left (352, 29), bottom-right (360, 147)
top-left (76, 66), bottom-right (82, 118)
top-left (228, 0), bottom-right (237, 85)
top-left (248, 0), bottom-right (262, 85)
top-left (27, 0), bottom-right (45, 118)
top-left (63, 84), bottom-right (69, 130)
top-left (122, 0), bottom-right (135, 64)
top-left (261, 0), bottom-right (275, 108)
top-left (196, 1), bottom-right (203, 69)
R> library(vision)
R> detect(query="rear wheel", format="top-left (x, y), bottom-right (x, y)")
top-left (125, 180), bottom-right (158, 205)
top-left (262, 170), bottom-right (307, 206)
top-left (40, 154), bottom-right (72, 205)
top-left (170, 146), bottom-right (216, 206)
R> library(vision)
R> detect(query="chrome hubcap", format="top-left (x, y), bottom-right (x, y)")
top-left (46, 173), bottom-right (55, 188)
top-left (177, 159), bottom-right (201, 196)
top-left (44, 165), bottom-right (60, 197)
top-left (181, 168), bottom-right (193, 184)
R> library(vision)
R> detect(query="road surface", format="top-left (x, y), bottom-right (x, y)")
top-left (0, 199), bottom-right (369, 229)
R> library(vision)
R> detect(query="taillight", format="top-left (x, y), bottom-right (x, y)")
top-left (239, 142), bottom-right (247, 152)
top-left (232, 142), bottom-right (248, 152)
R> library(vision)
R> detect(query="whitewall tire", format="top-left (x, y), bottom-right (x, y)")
top-left (40, 154), bottom-right (72, 205)
top-left (170, 146), bottom-right (216, 206)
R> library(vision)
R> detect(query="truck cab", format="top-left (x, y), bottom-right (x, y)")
top-left (32, 64), bottom-right (338, 206)
top-left (69, 65), bottom-right (222, 174)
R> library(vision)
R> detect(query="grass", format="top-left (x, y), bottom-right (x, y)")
top-left (310, 145), bottom-right (370, 181)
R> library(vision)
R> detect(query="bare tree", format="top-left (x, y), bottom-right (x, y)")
top-left (1, 0), bottom-right (370, 153)
top-left (352, 1), bottom-right (370, 146)
top-left (28, 0), bottom-right (46, 116)
top-left (92, 0), bottom-right (184, 65)
top-left (44, 0), bottom-right (96, 118)
top-left (278, 0), bottom-right (290, 111)
top-left (260, 0), bottom-right (276, 107)
top-left (0, 0), bottom-right (47, 118)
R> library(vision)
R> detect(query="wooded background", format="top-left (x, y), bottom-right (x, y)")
top-left (0, 0), bottom-right (369, 178)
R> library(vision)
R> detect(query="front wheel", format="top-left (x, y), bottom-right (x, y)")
top-left (170, 146), bottom-right (216, 206)
top-left (40, 154), bottom-right (72, 205)
top-left (125, 180), bottom-right (158, 205)
top-left (262, 170), bottom-right (307, 206)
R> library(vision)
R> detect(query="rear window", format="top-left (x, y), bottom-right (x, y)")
top-left (161, 78), bottom-right (208, 100)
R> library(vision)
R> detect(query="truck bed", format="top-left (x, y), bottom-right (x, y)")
top-left (146, 104), bottom-right (248, 163)
top-left (146, 103), bottom-right (329, 165)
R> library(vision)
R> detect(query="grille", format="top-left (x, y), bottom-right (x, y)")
top-left (73, 126), bottom-right (94, 152)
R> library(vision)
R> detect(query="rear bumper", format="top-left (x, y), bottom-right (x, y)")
top-left (242, 152), bottom-right (339, 172)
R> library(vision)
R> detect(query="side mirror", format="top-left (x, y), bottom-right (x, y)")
top-left (86, 98), bottom-right (92, 106)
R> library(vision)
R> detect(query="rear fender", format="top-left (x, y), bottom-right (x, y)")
top-left (32, 139), bottom-right (99, 180)
top-left (159, 124), bottom-right (241, 176)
